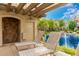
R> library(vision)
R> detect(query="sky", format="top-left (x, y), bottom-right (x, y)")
top-left (44, 3), bottom-right (79, 21)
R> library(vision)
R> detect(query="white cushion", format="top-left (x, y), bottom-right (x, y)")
top-left (19, 47), bottom-right (50, 56)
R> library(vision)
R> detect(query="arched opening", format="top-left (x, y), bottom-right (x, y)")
top-left (2, 17), bottom-right (20, 44)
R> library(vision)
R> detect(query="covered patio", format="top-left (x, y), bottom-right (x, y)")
top-left (0, 3), bottom-right (71, 56)
top-left (0, 3), bottom-right (66, 45)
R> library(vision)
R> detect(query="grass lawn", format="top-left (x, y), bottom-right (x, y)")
top-left (56, 46), bottom-right (76, 56)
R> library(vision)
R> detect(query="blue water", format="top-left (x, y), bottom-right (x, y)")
top-left (59, 33), bottom-right (79, 49)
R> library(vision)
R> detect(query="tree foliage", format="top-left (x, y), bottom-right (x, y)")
top-left (54, 20), bottom-right (59, 30)
top-left (58, 20), bottom-right (65, 30)
top-left (47, 20), bottom-right (54, 31)
top-left (68, 20), bottom-right (76, 31)
top-left (37, 18), bottom-right (49, 31)
top-left (37, 18), bottom-right (77, 32)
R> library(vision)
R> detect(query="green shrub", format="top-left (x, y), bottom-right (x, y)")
top-left (68, 20), bottom-right (76, 31)
top-left (56, 46), bottom-right (76, 55)
top-left (76, 31), bottom-right (79, 33)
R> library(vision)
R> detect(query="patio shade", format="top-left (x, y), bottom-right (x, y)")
top-left (0, 3), bottom-right (66, 18)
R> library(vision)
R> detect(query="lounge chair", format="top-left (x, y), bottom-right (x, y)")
top-left (75, 43), bottom-right (79, 56)
top-left (19, 46), bottom-right (50, 56)
top-left (46, 32), bottom-right (61, 49)
top-left (0, 42), bottom-right (50, 56)
top-left (15, 41), bottom-right (51, 56)
top-left (44, 32), bottom-right (71, 56)
top-left (0, 31), bottom-right (70, 56)
top-left (0, 41), bottom-right (70, 56)
top-left (15, 42), bottom-right (36, 51)
top-left (35, 31), bottom-right (44, 43)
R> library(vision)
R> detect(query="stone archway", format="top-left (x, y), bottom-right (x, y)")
top-left (2, 17), bottom-right (20, 44)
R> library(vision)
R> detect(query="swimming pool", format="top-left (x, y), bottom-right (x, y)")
top-left (59, 33), bottom-right (79, 49)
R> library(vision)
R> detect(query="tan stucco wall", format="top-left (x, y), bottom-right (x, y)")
top-left (0, 10), bottom-right (38, 45)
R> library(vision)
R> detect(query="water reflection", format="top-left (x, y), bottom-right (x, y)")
top-left (59, 33), bottom-right (79, 49)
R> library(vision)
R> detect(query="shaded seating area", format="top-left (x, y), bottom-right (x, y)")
top-left (0, 3), bottom-right (73, 56)
top-left (0, 42), bottom-right (50, 56)
top-left (0, 41), bottom-right (71, 56)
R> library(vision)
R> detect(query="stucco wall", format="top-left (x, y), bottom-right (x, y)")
top-left (0, 10), bottom-right (38, 45)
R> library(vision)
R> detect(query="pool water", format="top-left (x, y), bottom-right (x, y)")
top-left (59, 33), bottom-right (79, 49)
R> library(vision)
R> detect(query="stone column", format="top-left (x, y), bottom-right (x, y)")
top-left (0, 17), bottom-right (2, 46)
top-left (33, 22), bottom-right (35, 41)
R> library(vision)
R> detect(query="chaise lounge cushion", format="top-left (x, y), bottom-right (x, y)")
top-left (19, 46), bottom-right (50, 56)
top-left (15, 42), bottom-right (36, 51)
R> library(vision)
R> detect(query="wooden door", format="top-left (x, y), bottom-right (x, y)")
top-left (2, 17), bottom-right (20, 44)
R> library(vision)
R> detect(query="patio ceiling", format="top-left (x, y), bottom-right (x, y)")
top-left (0, 3), bottom-right (66, 18)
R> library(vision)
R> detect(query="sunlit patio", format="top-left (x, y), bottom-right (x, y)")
top-left (0, 3), bottom-right (79, 56)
